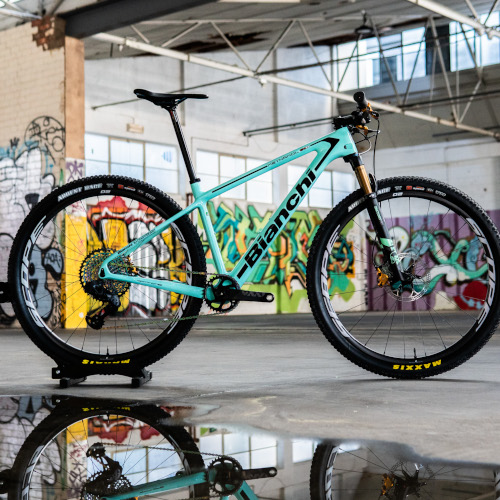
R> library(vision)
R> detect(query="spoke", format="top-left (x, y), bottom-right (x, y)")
top-left (384, 298), bottom-right (398, 355)
top-left (422, 298), bottom-right (447, 349)
top-left (434, 290), bottom-right (479, 321)
top-left (417, 307), bottom-right (427, 357)
top-left (359, 295), bottom-right (397, 347)
top-left (63, 208), bottom-right (88, 255)
top-left (386, 198), bottom-right (397, 242)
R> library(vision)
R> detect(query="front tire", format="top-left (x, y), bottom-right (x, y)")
top-left (307, 176), bottom-right (500, 378)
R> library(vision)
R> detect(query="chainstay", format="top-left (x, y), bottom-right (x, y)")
top-left (97, 263), bottom-right (231, 330)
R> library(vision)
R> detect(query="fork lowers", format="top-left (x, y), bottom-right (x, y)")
top-left (346, 154), bottom-right (405, 286)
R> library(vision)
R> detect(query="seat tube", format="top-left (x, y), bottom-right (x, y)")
top-left (347, 154), bottom-right (404, 284)
top-left (197, 200), bottom-right (226, 274)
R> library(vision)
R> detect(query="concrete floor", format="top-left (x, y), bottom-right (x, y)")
top-left (1, 313), bottom-right (500, 466)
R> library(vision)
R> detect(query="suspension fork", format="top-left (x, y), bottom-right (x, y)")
top-left (347, 154), bottom-right (405, 287)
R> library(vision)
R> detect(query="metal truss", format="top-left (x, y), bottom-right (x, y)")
top-left (405, 0), bottom-right (500, 38)
top-left (93, 17), bottom-right (500, 140)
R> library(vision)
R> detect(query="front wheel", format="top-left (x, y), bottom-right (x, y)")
top-left (8, 175), bottom-right (206, 369)
top-left (307, 176), bottom-right (500, 378)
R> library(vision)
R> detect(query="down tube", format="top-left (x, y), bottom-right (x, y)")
top-left (231, 137), bottom-right (347, 285)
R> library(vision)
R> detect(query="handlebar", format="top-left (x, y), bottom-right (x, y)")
top-left (333, 91), bottom-right (379, 132)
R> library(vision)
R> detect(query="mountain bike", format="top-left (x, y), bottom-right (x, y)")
top-left (8, 89), bottom-right (500, 379)
top-left (6, 397), bottom-right (276, 500)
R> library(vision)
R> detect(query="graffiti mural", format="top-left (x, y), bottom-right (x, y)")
top-left (66, 158), bottom-right (84, 182)
top-left (59, 195), bottom-right (187, 328)
top-left (0, 117), bottom-right (64, 324)
top-left (0, 397), bottom-right (59, 499)
top-left (367, 213), bottom-right (490, 311)
top-left (199, 201), bottom-right (327, 313)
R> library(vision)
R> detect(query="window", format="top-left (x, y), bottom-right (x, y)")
top-left (287, 166), bottom-right (354, 209)
top-left (334, 15), bottom-right (500, 92)
top-left (85, 134), bottom-right (179, 193)
top-left (402, 27), bottom-right (426, 80)
top-left (450, 12), bottom-right (500, 71)
top-left (196, 150), bottom-right (273, 203)
top-left (292, 439), bottom-right (317, 463)
top-left (199, 430), bottom-right (278, 469)
top-left (334, 26), bottom-right (428, 91)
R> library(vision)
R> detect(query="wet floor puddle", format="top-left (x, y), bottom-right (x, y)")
top-left (0, 396), bottom-right (496, 499)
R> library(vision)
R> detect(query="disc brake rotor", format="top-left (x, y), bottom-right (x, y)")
top-left (378, 250), bottom-right (431, 302)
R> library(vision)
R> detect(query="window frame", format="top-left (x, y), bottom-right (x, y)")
top-left (84, 133), bottom-right (180, 194)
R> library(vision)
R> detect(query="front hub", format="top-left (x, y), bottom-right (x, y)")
top-left (377, 251), bottom-right (430, 302)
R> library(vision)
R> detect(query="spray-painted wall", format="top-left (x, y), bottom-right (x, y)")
top-left (2, 42), bottom-right (499, 323)
top-left (0, 20), bottom-right (84, 326)
top-left (199, 200), bottom-right (327, 314)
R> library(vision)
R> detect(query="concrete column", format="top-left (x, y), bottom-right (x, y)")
top-left (0, 17), bottom-right (85, 325)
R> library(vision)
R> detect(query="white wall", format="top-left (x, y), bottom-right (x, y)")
top-left (364, 137), bottom-right (500, 211)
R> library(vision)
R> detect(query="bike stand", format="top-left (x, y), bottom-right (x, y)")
top-left (52, 365), bottom-right (153, 388)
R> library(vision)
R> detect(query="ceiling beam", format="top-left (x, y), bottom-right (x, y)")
top-left (92, 32), bottom-right (500, 140)
top-left (405, 0), bottom-right (500, 38)
top-left (60, 0), bottom-right (215, 39)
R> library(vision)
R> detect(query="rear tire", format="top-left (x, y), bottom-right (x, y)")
top-left (8, 175), bottom-right (206, 369)
top-left (9, 399), bottom-right (208, 500)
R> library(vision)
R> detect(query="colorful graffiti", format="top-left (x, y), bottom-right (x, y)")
top-left (367, 215), bottom-right (489, 311)
top-left (0, 397), bottom-right (59, 497)
top-left (61, 195), bottom-right (186, 327)
top-left (87, 415), bottom-right (160, 443)
top-left (0, 117), bottom-right (64, 324)
top-left (198, 201), bottom-right (326, 312)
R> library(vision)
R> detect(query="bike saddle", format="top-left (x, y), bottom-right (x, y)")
top-left (134, 88), bottom-right (208, 108)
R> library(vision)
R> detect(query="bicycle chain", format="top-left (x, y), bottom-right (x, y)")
top-left (95, 262), bottom-right (233, 331)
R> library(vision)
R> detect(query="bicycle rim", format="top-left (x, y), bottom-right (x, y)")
top-left (310, 177), bottom-right (500, 374)
top-left (12, 177), bottom-right (204, 362)
top-left (311, 443), bottom-right (495, 499)
top-left (14, 413), bottom-right (204, 500)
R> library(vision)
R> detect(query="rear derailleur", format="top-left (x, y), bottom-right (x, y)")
top-left (83, 281), bottom-right (120, 330)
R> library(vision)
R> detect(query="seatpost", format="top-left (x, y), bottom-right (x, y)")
top-left (166, 107), bottom-right (200, 184)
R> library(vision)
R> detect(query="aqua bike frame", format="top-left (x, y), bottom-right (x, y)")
top-left (102, 468), bottom-right (260, 500)
top-left (99, 126), bottom-right (404, 297)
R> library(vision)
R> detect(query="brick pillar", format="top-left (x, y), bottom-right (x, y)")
top-left (0, 18), bottom-right (85, 325)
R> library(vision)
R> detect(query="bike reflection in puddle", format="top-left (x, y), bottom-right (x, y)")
top-left (0, 396), bottom-right (497, 499)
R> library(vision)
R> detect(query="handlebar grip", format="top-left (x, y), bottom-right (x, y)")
top-left (353, 91), bottom-right (368, 109)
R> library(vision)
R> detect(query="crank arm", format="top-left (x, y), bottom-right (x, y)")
top-left (242, 467), bottom-right (278, 480)
top-left (234, 290), bottom-right (274, 303)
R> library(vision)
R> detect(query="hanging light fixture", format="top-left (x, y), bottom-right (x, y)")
top-left (355, 11), bottom-right (374, 37)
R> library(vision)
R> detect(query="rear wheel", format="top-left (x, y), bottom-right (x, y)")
top-left (307, 177), bottom-right (500, 378)
top-left (9, 402), bottom-right (208, 500)
top-left (8, 175), bottom-right (206, 368)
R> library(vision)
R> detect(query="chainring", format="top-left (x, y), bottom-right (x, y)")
top-left (208, 456), bottom-right (244, 495)
top-left (204, 274), bottom-right (240, 313)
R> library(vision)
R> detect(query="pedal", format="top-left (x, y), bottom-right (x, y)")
top-left (0, 282), bottom-right (11, 303)
top-left (234, 290), bottom-right (274, 303)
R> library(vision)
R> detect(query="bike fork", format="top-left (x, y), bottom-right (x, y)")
top-left (347, 154), bottom-right (405, 288)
